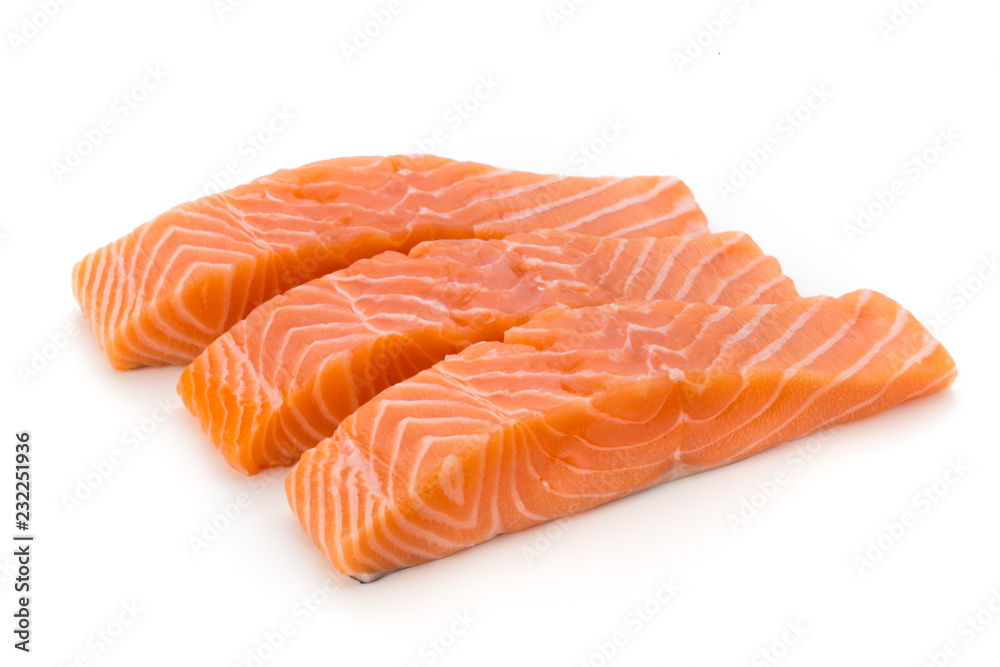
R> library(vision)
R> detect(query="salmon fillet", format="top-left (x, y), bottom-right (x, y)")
top-left (72, 155), bottom-right (705, 370)
top-left (286, 291), bottom-right (957, 581)
top-left (179, 230), bottom-right (798, 475)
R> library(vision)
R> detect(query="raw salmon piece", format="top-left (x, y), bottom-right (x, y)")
top-left (286, 291), bottom-right (957, 581)
top-left (72, 155), bottom-right (705, 370)
top-left (179, 230), bottom-right (798, 475)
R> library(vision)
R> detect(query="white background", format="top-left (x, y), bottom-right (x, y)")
top-left (1, 0), bottom-right (998, 665)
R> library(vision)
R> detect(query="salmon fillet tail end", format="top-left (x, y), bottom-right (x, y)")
top-left (286, 290), bottom-right (956, 582)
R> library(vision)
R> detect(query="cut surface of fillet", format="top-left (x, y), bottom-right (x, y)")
top-left (286, 291), bottom-right (957, 582)
top-left (72, 155), bottom-right (706, 370)
top-left (179, 230), bottom-right (799, 475)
